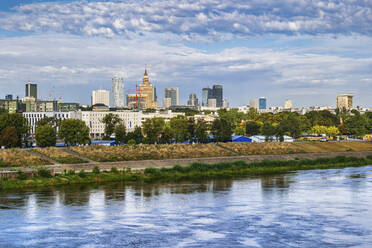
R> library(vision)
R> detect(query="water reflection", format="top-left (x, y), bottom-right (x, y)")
top-left (0, 166), bottom-right (371, 247)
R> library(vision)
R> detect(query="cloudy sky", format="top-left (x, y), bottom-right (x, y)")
top-left (0, 0), bottom-right (371, 108)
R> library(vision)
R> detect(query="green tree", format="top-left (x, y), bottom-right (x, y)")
top-left (35, 124), bottom-right (56, 147)
top-left (211, 118), bottom-right (232, 142)
top-left (0, 113), bottom-right (28, 147)
top-left (143, 117), bottom-right (165, 144)
top-left (261, 122), bottom-right (276, 141)
top-left (170, 116), bottom-right (190, 143)
top-left (114, 123), bottom-right (126, 145)
top-left (36, 117), bottom-right (61, 130)
top-left (0, 127), bottom-right (19, 148)
top-left (159, 125), bottom-right (173, 144)
top-left (344, 113), bottom-right (367, 137)
top-left (195, 120), bottom-right (209, 143)
top-left (233, 125), bottom-right (246, 135)
top-left (245, 121), bottom-right (261, 136)
top-left (305, 110), bottom-right (338, 127)
top-left (59, 119), bottom-right (90, 146)
top-left (101, 113), bottom-right (121, 138)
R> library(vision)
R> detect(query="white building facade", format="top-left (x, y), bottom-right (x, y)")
top-left (80, 111), bottom-right (142, 138)
top-left (92, 90), bottom-right (110, 107)
top-left (112, 76), bottom-right (124, 108)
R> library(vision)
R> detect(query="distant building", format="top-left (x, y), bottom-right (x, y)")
top-left (23, 111), bottom-right (76, 134)
top-left (202, 88), bottom-right (212, 106)
top-left (284, 99), bottom-right (292, 109)
top-left (25, 81), bottom-right (37, 100)
top-left (0, 99), bottom-right (19, 113)
top-left (5, 94), bottom-right (13, 100)
top-left (212, 85), bottom-right (223, 107)
top-left (58, 102), bottom-right (80, 112)
top-left (337, 94), bottom-right (354, 110)
top-left (79, 111), bottom-right (142, 138)
top-left (187, 93), bottom-right (199, 106)
top-left (138, 66), bottom-right (157, 109)
top-left (163, 98), bottom-right (172, 108)
top-left (250, 99), bottom-right (258, 110)
top-left (112, 76), bottom-right (124, 108)
top-left (164, 88), bottom-right (179, 106)
top-left (92, 90), bottom-right (110, 107)
top-left (259, 97), bottom-right (267, 110)
top-left (208, 98), bottom-right (217, 108)
top-left (222, 99), bottom-right (229, 108)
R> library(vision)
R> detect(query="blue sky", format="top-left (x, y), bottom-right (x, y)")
top-left (0, 0), bottom-right (371, 108)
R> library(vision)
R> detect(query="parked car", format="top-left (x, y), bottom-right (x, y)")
top-left (320, 137), bottom-right (328, 142)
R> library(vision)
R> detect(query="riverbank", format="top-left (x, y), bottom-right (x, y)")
top-left (1, 155), bottom-right (372, 190)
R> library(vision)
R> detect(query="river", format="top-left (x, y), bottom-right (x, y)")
top-left (0, 166), bottom-right (372, 247)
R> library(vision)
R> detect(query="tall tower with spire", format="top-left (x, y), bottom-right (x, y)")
top-left (138, 65), bottom-right (158, 108)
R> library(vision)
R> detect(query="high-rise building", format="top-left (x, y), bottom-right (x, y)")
top-left (5, 94), bottom-right (13, 100)
top-left (202, 88), bottom-right (212, 106)
top-left (163, 98), bottom-right (172, 108)
top-left (164, 88), bottom-right (179, 106)
top-left (259, 97), bottom-right (267, 110)
top-left (208, 98), bottom-right (217, 108)
top-left (112, 76), bottom-right (124, 108)
top-left (337, 94), bottom-right (354, 110)
top-left (250, 99), bottom-right (258, 110)
top-left (138, 66), bottom-right (158, 109)
top-left (212, 85), bottom-right (223, 107)
top-left (92, 90), bottom-right (110, 107)
top-left (284, 99), bottom-right (292, 109)
top-left (25, 81), bottom-right (37, 99)
top-left (187, 93), bottom-right (199, 106)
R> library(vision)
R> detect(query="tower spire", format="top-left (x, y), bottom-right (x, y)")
top-left (144, 64), bottom-right (148, 76)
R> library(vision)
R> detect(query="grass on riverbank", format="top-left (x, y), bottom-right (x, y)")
top-left (0, 149), bottom-right (50, 167)
top-left (69, 141), bottom-right (372, 163)
top-left (34, 147), bottom-right (88, 164)
top-left (1, 155), bottom-right (371, 190)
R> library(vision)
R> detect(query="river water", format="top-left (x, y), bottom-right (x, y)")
top-left (0, 166), bottom-right (372, 247)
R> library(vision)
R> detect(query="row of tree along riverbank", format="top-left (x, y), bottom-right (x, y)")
top-left (1, 155), bottom-right (371, 190)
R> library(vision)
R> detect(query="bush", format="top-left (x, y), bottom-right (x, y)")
top-left (93, 166), bottom-right (100, 174)
top-left (144, 167), bottom-right (160, 175)
top-left (38, 167), bottom-right (52, 178)
top-left (17, 170), bottom-right (27, 180)
top-left (110, 167), bottom-right (119, 174)
top-left (128, 139), bottom-right (136, 145)
top-left (67, 169), bottom-right (75, 175)
top-left (78, 169), bottom-right (86, 178)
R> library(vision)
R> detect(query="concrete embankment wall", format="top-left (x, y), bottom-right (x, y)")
top-left (60, 150), bottom-right (372, 172)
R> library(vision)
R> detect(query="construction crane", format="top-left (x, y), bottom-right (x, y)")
top-left (127, 84), bottom-right (142, 109)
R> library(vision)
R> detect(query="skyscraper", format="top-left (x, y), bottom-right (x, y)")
top-left (138, 65), bottom-right (158, 108)
top-left (259, 97), bottom-right (267, 110)
top-left (187, 93), bottom-right (199, 106)
top-left (112, 76), bottom-right (124, 108)
top-left (25, 81), bottom-right (37, 99)
top-left (212, 85), bottom-right (223, 107)
top-left (92, 90), bottom-right (110, 107)
top-left (202, 88), bottom-right (212, 106)
top-left (164, 88), bottom-right (179, 106)
top-left (284, 99), bottom-right (292, 109)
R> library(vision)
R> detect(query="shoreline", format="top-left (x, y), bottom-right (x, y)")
top-left (1, 155), bottom-right (372, 190)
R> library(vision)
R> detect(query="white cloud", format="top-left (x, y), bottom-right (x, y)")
top-left (0, 0), bottom-right (371, 39)
top-left (0, 34), bottom-right (371, 107)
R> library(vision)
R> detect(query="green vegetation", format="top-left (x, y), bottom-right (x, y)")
top-left (1, 155), bottom-right (372, 190)
top-left (102, 113), bottom-right (121, 138)
top-left (0, 149), bottom-right (50, 167)
top-left (0, 113), bottom-right (28, 148)
top-left (59, 119), bottom-right (90, 146)
top-left (35, 124), bottom-right (57, 147)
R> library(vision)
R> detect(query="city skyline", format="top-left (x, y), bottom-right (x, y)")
top-left (0, 1), bottom-right (371, 108)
